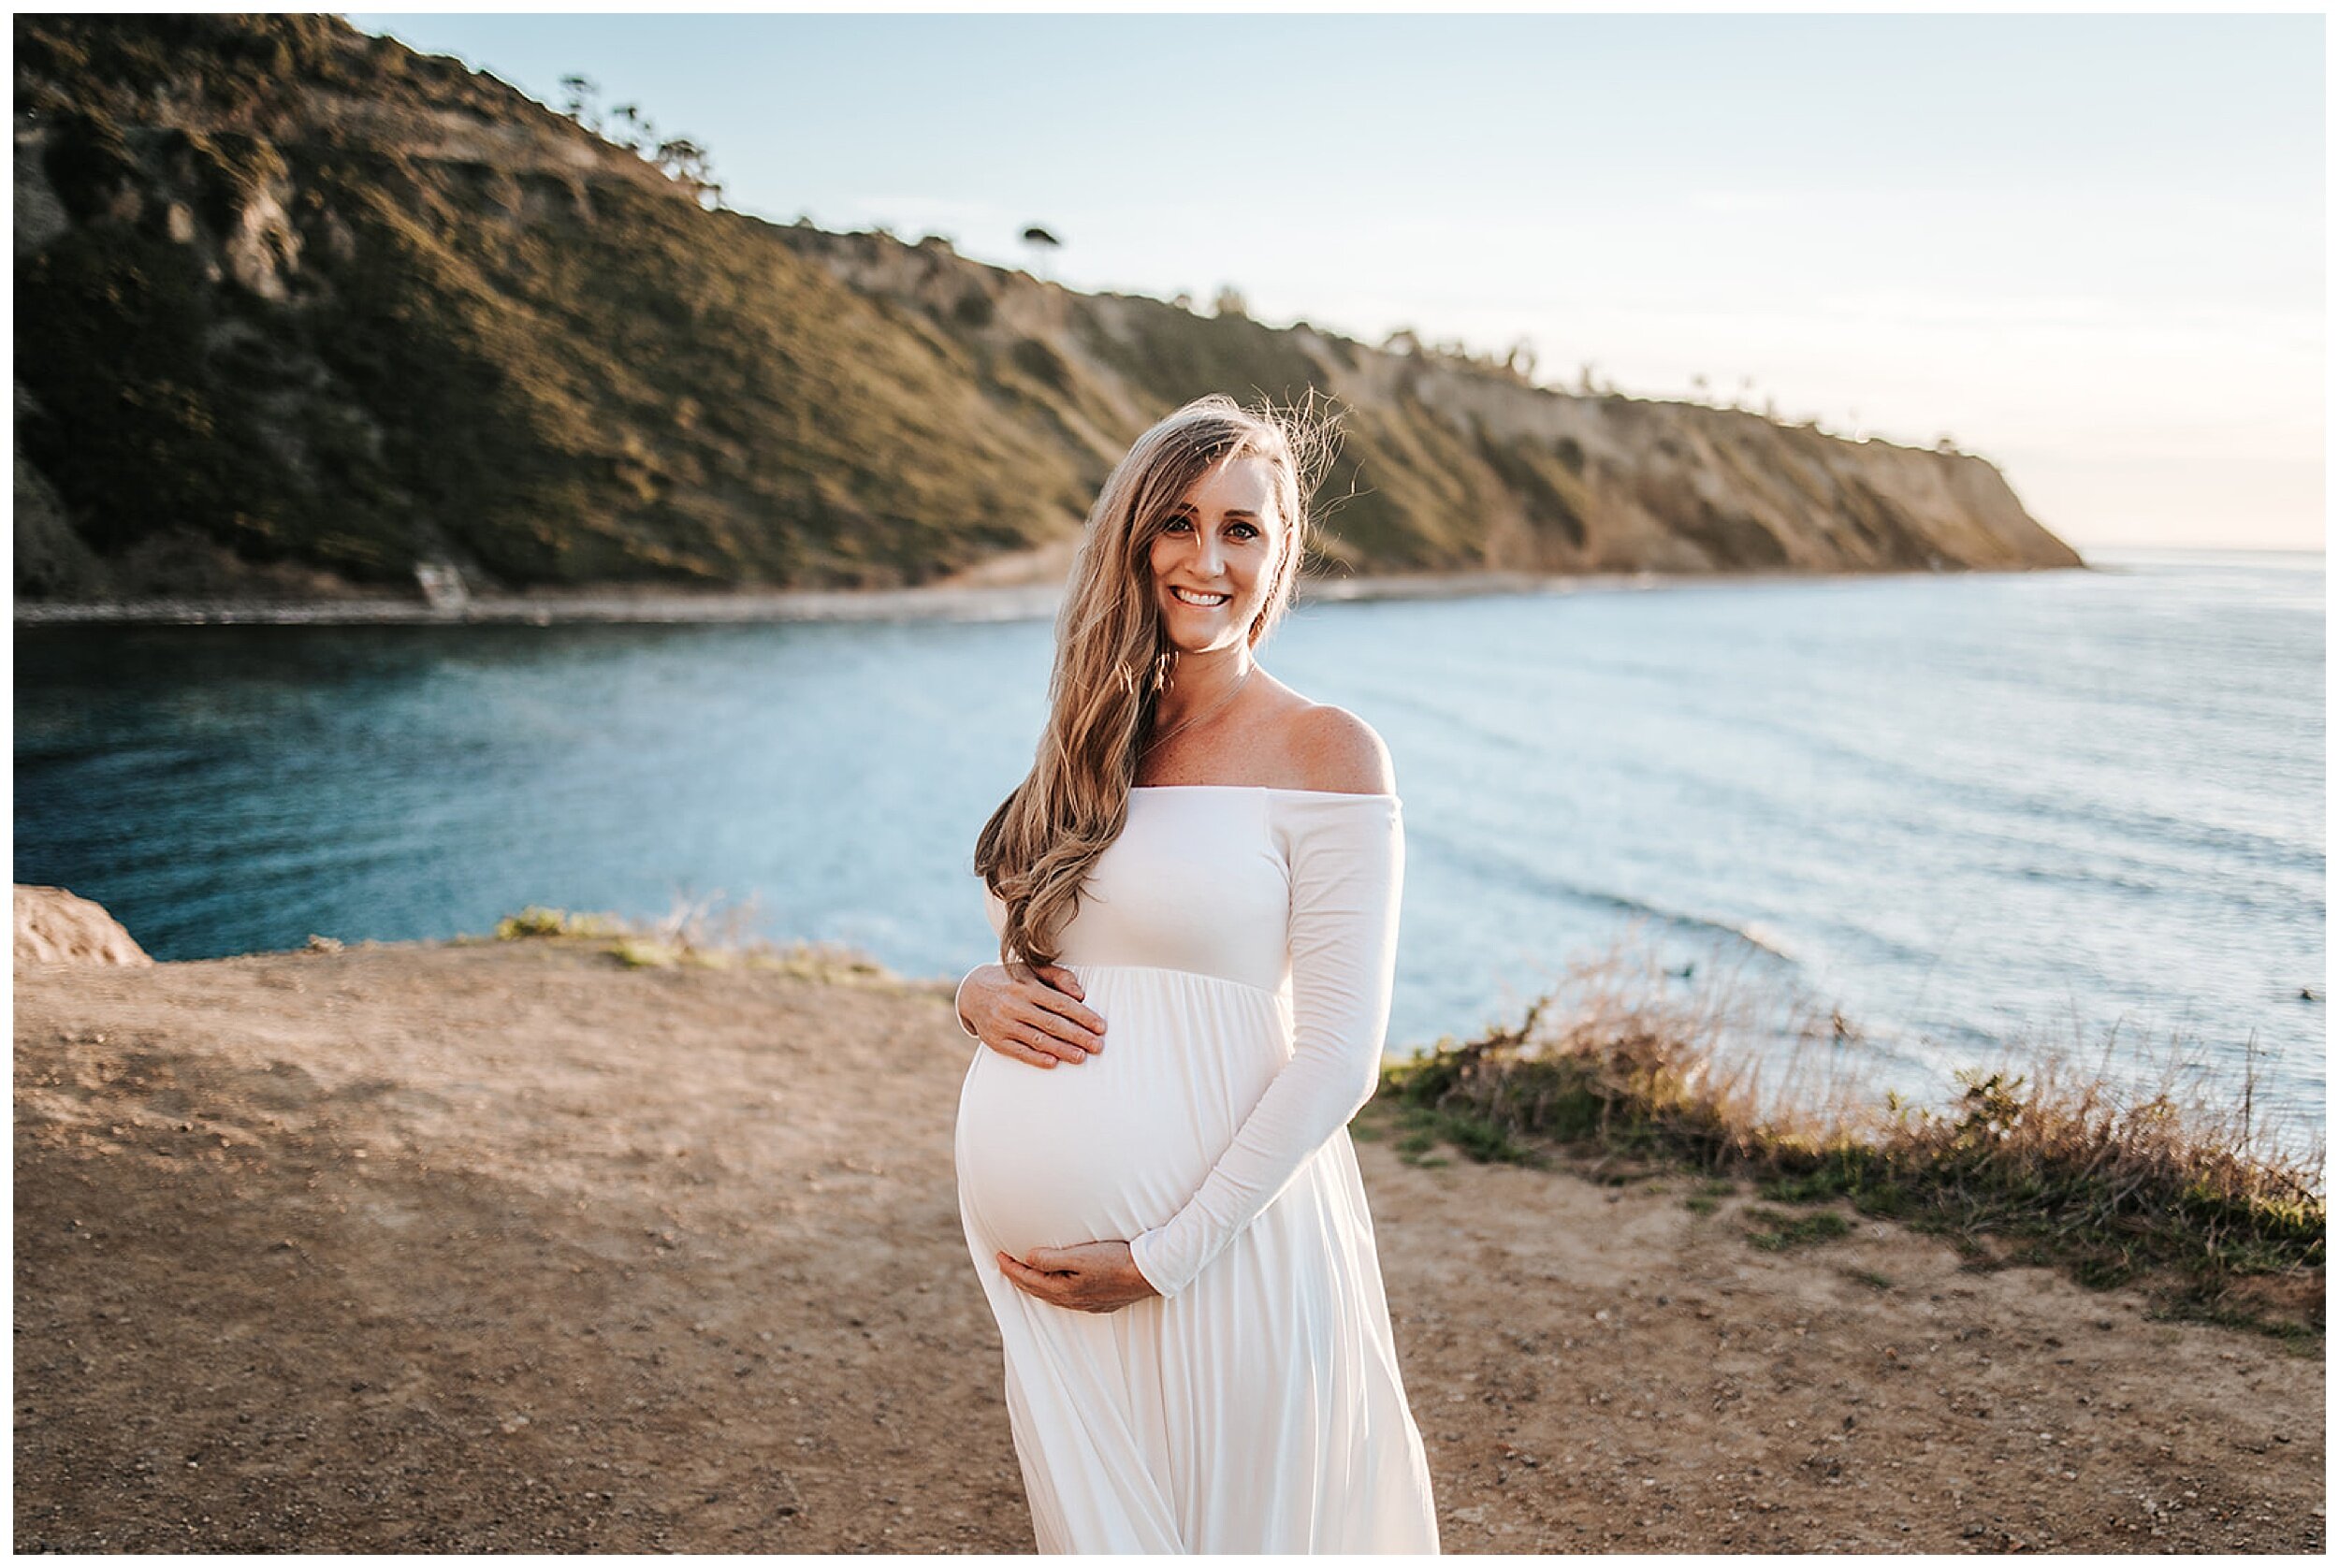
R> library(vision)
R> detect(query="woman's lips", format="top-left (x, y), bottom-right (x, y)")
top-left (1170, 587), bottom-right (1230, 607)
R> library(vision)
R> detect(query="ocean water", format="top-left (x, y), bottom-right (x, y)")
top-left (15, 548), bottom-right (2323, 1141)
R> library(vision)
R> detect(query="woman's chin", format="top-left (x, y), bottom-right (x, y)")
top-left (1161, 616), bottom-right (1247, 655)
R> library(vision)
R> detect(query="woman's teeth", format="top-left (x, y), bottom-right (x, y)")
top-left (1172, 588), bottom-right (1229, 606)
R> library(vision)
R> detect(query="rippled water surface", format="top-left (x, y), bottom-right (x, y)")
top-left (16, 548), bottom-right (2323, 1133)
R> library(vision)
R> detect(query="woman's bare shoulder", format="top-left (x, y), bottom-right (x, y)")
top-left (1282, 701), bottom-right (1396, 796)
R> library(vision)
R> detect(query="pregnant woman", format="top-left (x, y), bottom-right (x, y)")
top-left (951, 393), bottom-right (1440, 1553)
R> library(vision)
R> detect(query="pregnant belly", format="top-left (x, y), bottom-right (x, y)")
top-left (954, 963), bottom-right (1291, 1261)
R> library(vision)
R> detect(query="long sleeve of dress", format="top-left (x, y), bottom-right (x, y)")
top-left (1127, 791), bottom-right (1404, 1299)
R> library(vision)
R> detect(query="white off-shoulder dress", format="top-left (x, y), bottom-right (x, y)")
top-left (952, 785), bottom-right (1440, 1554)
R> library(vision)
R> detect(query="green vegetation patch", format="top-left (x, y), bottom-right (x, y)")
top-left (488, 900), bottom-right (897, 988)
top-left (1742, 1205), bottom-right (1854, 1252)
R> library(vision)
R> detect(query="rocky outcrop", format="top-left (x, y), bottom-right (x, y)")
top-left (15, 883), bottom-right (152, 966)
top-left (12, 14), bottom-right (2080, 607)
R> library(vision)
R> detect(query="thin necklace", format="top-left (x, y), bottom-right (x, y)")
top-left (1141, 663), bottom-right (1252, 757)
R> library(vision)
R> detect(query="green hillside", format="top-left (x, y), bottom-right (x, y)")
top-left (12, 13), bottom-right (2081, 603)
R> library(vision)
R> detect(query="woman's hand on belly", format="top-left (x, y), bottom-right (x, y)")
top-left (995, 1241), bottom-right (1159, 1313)
top-left (962, 962), bottom-right (1109, 1068)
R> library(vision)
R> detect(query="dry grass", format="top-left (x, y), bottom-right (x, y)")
top-left (1382, 942), bottom-right (2325, 1341)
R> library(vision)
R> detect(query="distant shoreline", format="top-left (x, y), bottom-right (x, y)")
top-left (12, 561), bottom-right (2090, 629)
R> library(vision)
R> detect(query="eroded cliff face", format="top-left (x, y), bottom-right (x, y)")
top-left (1314, 332), bottom-right (2077, 574)
top-left (13, 14), bottom-right (2079, 605)
top-left (778, 225), bottom-right (2082, 580)
top-left (13, 14), bottom-right (1084, 602)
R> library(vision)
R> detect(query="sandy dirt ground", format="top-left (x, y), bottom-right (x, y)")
top-left (13, 938), bottom-right (2323, 1552)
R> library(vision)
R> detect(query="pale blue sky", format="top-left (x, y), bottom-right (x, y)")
top-left (350, 11), bottom-right (2325, 550)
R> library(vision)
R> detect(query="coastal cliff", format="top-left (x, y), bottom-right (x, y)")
top-left (13, 14), bottom-right (2083, 607)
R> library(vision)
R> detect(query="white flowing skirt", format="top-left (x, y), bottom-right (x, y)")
top-left (954, 962), bottom-right (1439, 1554)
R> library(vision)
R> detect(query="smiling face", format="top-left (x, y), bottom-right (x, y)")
top-left (1146, 454), bottom-right (1284, 653)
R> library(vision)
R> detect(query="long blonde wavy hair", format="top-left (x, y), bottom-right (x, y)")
top-left (973, 391), bottom-right (1340, 969)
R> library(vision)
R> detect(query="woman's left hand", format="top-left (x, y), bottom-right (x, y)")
top-left (996, 1241), bottom-right (1159, 1313)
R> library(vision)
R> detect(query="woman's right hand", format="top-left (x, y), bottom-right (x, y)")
top-left (957, 962), bottom-right (1108, 1068)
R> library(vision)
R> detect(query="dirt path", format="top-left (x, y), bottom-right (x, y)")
top-left (13, 939), bottom-right (2322, 1551)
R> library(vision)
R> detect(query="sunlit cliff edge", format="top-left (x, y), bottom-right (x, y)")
top-left (13, 14), bottom-right (2084, 607)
